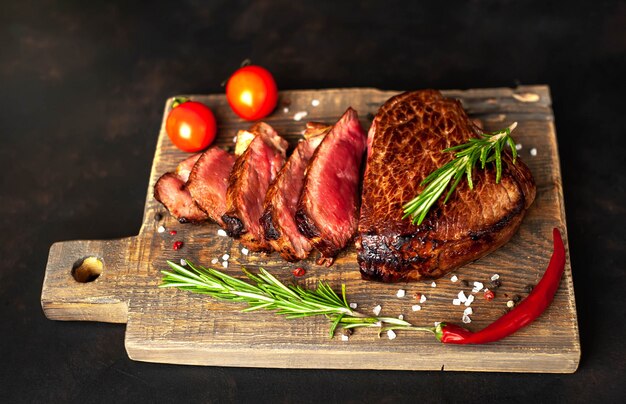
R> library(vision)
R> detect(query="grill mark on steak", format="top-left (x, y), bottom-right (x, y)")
top-left (296, 108), bottom-right (368, 259)
top-left (261, 123), bottom-right (331, 261)
top-left (222, 122), bottom-right (288, 252)
top-left (356, 90), bottom-right (536, 282)
top-left (154, 154), bottom-right (208, 223)
top-left (186, 147), bottom-right (235, 227)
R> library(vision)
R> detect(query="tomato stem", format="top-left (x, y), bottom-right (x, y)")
top-left (172, 97), bottom-right (190, 108)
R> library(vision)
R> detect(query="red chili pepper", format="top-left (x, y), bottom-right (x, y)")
top-left (169, 230), bottom-right (177, 235)
top-left (173, 241), bottom-right (184, 250)
top-left (436, 228), bottom-right (566, 344)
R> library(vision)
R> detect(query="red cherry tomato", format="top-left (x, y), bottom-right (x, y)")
top-left (166, 100), bottom-right (217, 152)
top-left (226, 65), bottom-right (278, 120)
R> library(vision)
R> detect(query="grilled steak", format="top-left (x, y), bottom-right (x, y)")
top-left (356, 90), bottom-right (536, 282)
top-left (261, 123), bottom-right (331, 261)
top-left (296, 108), bottom-right (367, 261)
top-left (223, 123), bottom-right (288, 252)
top-left (186, 148), bottom-right (236, 227)
top-left (154, 154), bottom-right (208, 223)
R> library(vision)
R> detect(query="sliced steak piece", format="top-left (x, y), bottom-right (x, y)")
top-left (154, 154), bottom-right (208, 223)
top-left (261, 123), bottom-right (332, 261)
top-left (356, 90), bottom-right (536, 282)
top-left (296, 108), bottom-right (367, 260)
top-left (223, 123), bottom-right (288, 252)
top-left (186, 148), bottom-right (236, 227)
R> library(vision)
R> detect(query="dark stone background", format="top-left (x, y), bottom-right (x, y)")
top-left (1, 1), bottom-right (624, 402)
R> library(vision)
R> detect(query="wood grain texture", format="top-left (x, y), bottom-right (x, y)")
top-left (41, 86), bottom-right (580, 373)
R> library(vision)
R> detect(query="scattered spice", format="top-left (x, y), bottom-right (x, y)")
top-left (387, 330), bottom-right (397, 340)
top-left (372, 305), bottom-right (382, 316)
top-left (349, 302), bottom-right (358, 309)
top-left (341, 334), bottom-right (349, 341)
top-left (490, 274), bottom-right (500, 281)
top-left (515, 143), bottom-right (523, 151)
top-left (413, 292), bottom-right (422, 300)
top-left (484, 290), bottom-right (495, 301)
top-left (222, 253), bottom-right (230, 261)
top-left (293, 111), bottom-right (308, 121)
top-left (420, 294), bottom-right (427, 304)
top-left (513, 295), bottom-right (522, 304)
top-left (169, 230), bottom-right (177, 235)
top-left (154, 212), bottom-right (163, 221)
top-left (530, 148), bottom-right (537, 156)
top-left (222, 261), bottom-right (229, 268)
top-left (450, 275), bottom-right (458, 282)
top-left (173, 241), bottom-right (184, 250)
top-left (462, 314), bottom-right (472, 324)
top-left (452, 299), bottom-right (461, 306)
top-left (211, 258), bottom-right (219, 265)
top-left (465, 295), bottom-right (475, 307)
top-left (412, 305), bottom-right (422, 311)
top-left (460, 279), bottom-right (469, 287)
top-left (217, 229), bottom-right (228, 237)
top-left (396, 289), bottom-right (406, 298)
top-left (398, 314), bottom-right (404, 320)
top-left (472, 282), bottom-right (484, 293)
top-left (157, 225), bottom-right (166, 233)
top-left (490, 279), bottom-right (502, 289)
top-left (292, 267), bottom-right (306, 277)
top-left (311, 99), bottom-right (320, 107)
top-left (524, 284), bottom-right (535, 293)
top-left (506, 300), bottom-right (515, 308)
top-left (463, 307), bottom-right (473, 316)
top-left (241, 247), bottom-right (249, 255)
top-left (180, 259), bottom-right (187, 266)
top-left (431, 282), bottom-right (437, 288)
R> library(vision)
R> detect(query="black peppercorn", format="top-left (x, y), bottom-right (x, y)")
top-left (154, 212), bottom-right (163, 221)
top-left (513, 294), bottom-right (522, 303)
top-left (460, 280), bottom-right (469, 287)
top-left (524, 284), bottom-right (534, 293)
top-left (490, 279), bottom-right (502, 289)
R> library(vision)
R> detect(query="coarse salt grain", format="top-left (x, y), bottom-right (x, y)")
top-left (516, 143), bottom-right (523, 151)
top-left (491, 274), bottom-right (500, 281)
top-left (420, 294), bottom-right (427, 303)
top-left (458, 291), bottom-right (468, 303)
top-left (217, 229), bottom-right (227, 237)
top-left (233, 136), bottom-right (238, 143)
top-left (530, 148), bottom-right (537, 156)
top-left (398, 314), bottom-right (404, 320)
top-left (452, 299), bottom-right (461, 306)
top-left (372, 305), bottom-right (382, 316)
top-left (180, 259), bottom-right (187, 266)
top-left (465, 294), bottom-right (475, 307)
top-left (396, 289), bottom-right (406, 298)
top-left (241, 247), bottom-right (249, 255)
top-left (462, 314), bottom-right (472, 324)
top-left (222, 253), bottom-right (230, 261)
top-left (222, 261), bottom-right (229, 268)
top-left (283, 107), bottom-right (289, 113)
top-left (349, 302), bottom-right (358, 309)
top-left (450, 275), bottom-right (458, 282)
top-left (434, 321), bottom-right (441, 327)
top-left (211, 258), bottom-right (219, 265)
top-left (157, 225), bottom-right (166, 233)
top-left (311, 99), bottom-right (320, 107)
top-left (431, 282), bottom-right (437, 287)
top-left (463, 307), bottom-right (473, 316)
top-left (412, 305), bottom-right (422, 311)
top-left (507, 300), bottom-right (515, 308)
top-left (341, 334), bottom-right (349, 341)
top-left (472, 282), bottom-right (484, 293)
top-left (387, 330), bottom-right (397, 340)
top-left (293, 111), bottom-right (308, 121)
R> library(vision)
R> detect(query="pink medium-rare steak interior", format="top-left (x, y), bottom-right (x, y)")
top-left (261, 122), bottom-right (331, 261)
top-left (223, 122), bottom-right (288, 252)
top-left (154, 153), bottom-right (208, 223)
top-left (296, 108), bottom-right (367, 259)
top-left (186, 147), bottom-right (236, 228)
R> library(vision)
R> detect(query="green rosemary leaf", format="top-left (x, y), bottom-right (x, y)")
top-left (403, 123), bottom-right (519, 225)
top-left (160, 263), bottom-right (436, 339)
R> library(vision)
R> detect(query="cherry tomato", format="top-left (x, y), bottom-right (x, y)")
top-left (166, 100), bottom-right (217, 152)
top-left (226, 65), bottom-right (278, 120)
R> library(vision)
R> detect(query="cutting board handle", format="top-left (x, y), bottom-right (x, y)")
top-left (41, 238), bottom-right (139, 323)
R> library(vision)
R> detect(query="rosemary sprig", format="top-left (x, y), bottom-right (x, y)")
top-left (402, 122), bottom-right (519, 225)
top-left (160, 260), bottom-right (434, 338)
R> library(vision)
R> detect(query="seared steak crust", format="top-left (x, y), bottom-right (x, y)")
top-left (296, 108), bottom-right (367, 258)
top-left (356, 90), bottom-right (536, 282)
top-left (223, 123), bottom-right (288, 252)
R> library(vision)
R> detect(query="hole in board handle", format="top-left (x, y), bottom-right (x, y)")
top-left (71, 256), bottom-right (103, 283)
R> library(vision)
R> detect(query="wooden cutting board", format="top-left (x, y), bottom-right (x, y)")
top-left (41, 85), bottom-right (580, 373)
